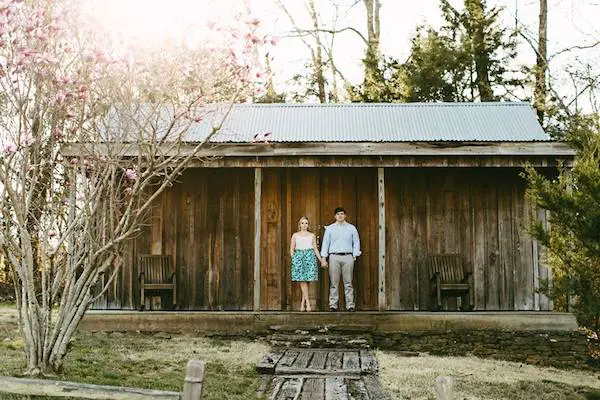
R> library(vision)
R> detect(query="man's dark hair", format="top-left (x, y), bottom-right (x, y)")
top-left (334, 207), bottom-right (345, 215)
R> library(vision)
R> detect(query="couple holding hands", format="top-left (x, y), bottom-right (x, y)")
top-left (289, 207), bottom-right (361, 312)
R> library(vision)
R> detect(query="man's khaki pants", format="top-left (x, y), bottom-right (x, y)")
top-left (328, 254), bottom-right (354, 310)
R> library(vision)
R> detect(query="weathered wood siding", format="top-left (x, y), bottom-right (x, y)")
top-left (100, 168), bottom-right (256, 310)
top-left (93, 166), bottom-right (550, 311)
top-left (385, 168), bottom-right (549, 311)
top-left (260, 168), bottom-right (379, 311)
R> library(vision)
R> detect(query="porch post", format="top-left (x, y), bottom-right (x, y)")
top-left (253, 167), bottom-right (262, 311)
top-left (378, 167), bottom-right (386, 311)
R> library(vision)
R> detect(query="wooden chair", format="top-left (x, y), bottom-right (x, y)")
top-left (138, 254), bottom-right (177, 311)
top-left (427, 253), bottom-right (473, 311)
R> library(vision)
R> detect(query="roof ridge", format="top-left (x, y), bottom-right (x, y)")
top-left (232, 102), bottom-right (531, 108)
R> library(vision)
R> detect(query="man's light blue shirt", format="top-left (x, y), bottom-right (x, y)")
top-left (320, 222), bottom-right (361, 258)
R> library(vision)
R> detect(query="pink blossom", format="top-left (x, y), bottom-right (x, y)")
top-left (4, 143), bottom-right (16, 155)
top-left (48, 229), bottom-right (57, 238)
top-left (123, 187), bottom-right (133, 196)
top-left (245, 17), bottom-right (261, 26)
top-left (270, 36), bottom-right (280, 46)
top-left (125, 168), bottom-right (137, 181)
top-left (245, 32), bottom-right (261, 44)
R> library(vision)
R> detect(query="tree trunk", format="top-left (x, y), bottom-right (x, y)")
top-left (534, 0), bottom-right (548, 122)
top-left (467, 0), bottom-right (494, 101)
top-left (308, 0), bottom-right (327, 103)
top-left (362, 0), bottom-right (381, 100)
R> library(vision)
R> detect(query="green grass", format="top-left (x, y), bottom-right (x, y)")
top-left (2, 304), bottom-right (600, 399)
top-left (0, 307), bottom-right (269, 400)
top-left (378, 351), bottom-right (600, 400)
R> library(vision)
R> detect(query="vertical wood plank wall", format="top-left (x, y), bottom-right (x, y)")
top-left (385, 168), bottom-right (549, 311)
top-left (125, 168), bottom-right (255, 310)
top-left (260, 168), bottom-right (379, 311)
top-left (96, 166), bottom-right (551, 311)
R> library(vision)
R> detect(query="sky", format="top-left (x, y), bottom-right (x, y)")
top-left (82, 0), bottom-right (600, 104)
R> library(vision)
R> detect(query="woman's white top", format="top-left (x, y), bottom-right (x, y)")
top-left (295, 234), bottom-right (313, 250)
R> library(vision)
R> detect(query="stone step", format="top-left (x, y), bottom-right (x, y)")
top-left (267, 332), bottom-right (373, 349)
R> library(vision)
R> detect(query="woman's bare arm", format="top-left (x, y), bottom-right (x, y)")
top-left (312, 234), bottom-right (322, 262)
top-left (290, 233), bottom-right (296, 257)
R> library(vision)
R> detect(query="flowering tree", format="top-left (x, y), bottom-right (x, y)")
top-left (0, 0), bottom-right (270, 375)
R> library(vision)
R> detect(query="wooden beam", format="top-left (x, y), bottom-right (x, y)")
top-left (183, 156), bottom-right (570, 168)
top-left (62, 141), bottom-right (575, 158)
top-left (0, 376), bottom-right (180, 399)
top-left (254, 167), bottom-right (262, 311)
top-left (378, 168), bottom-right (386, 311)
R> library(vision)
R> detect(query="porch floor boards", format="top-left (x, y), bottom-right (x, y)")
top-left (81, 311), bottom-right (577, 333)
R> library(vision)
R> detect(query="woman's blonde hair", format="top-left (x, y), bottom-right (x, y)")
top-left (297, 216), bottom-right (311, 232)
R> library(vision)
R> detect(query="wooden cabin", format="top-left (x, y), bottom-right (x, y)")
top-left (92, 102), bottom-right (574, 312)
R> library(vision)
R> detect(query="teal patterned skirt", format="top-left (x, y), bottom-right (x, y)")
top-left (291, 249), bottom-right (318, 282)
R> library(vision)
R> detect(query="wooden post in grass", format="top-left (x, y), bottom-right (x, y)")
top-left (435, 376), bottom-right (454, 400)
top-left (183, 360), bottom-right (205, 400)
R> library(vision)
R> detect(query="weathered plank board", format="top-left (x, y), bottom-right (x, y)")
top-left (254, 168), bottom-right (262, 311)
top-left (278, 350), bottom-right (300, 369)
top-left (377, 167), bottom-right (386, 311)
top-left (325, 377), bottom-right (348, 400)
top-left (261, 169), bottom-right (284, 310)
top-left (274, 377), bottom-right (303, 400)
top-left (257, 350), bottom-right (285, 374)
top-left (309, 351), bottom-right (328, 370)
top-left (325, 351), bottom-right (343, 371)
top-left (300, 378), bottom-right (325, 400)
top-left (292, 350), bottom-right (314, 369)
top-left (360, 350), bottom-right (379, 375)
top-left (0, 376), bottom-right (180, 400)
top-left (342, 352), bottom-right (360, 371)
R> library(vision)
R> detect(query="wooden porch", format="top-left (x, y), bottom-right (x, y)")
top-left (80, 311), bottom-right (577, 333)
top-left (94, 165), bottom-right (555, 313)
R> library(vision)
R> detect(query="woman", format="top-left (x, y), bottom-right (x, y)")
top-left (290, 216), bottom-right (322, 311)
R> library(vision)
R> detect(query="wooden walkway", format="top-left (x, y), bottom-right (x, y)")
top-left (257, 349), bottom-right (389, 399)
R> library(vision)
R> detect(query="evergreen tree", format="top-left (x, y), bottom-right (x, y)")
top-left (350, 0), bottom-right (522, 102)
top-left (525, 114), bottom-right (600, 335)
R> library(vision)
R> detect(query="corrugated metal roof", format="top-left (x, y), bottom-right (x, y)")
top-left (185, 102), bottom-right (550, 143)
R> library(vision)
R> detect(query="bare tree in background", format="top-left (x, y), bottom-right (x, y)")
top-left (516, 0), bottom-right (600, 119)
top-left (534, 0), bottom-right (547, 122)
top-left (360, 0), bottom-right (382, 100)
top-left (276, 0), bottom-right (350, 102)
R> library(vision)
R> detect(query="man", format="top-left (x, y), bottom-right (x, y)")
top-left (320, 207), bottom-right (361, 312)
